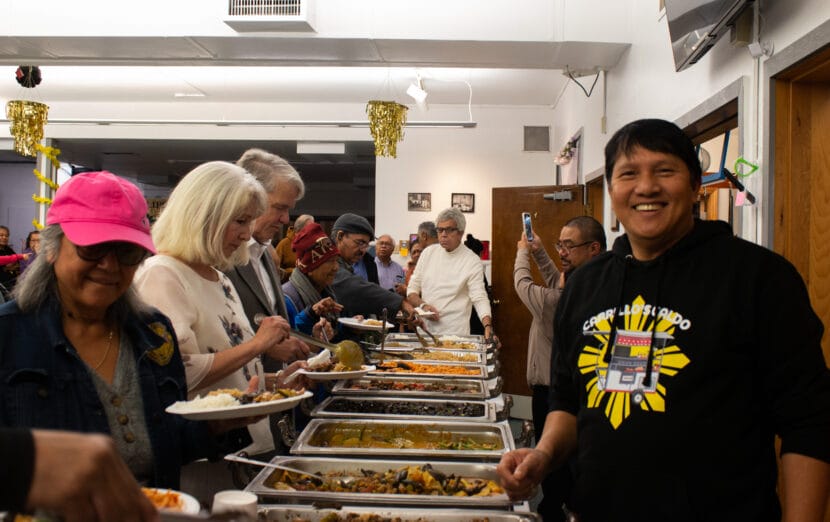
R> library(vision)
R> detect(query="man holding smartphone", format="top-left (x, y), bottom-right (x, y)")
top-left (513, 215), bottom-right (605, 521)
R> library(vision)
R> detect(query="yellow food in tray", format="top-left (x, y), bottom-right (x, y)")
top-left (375, 361), bottom-right (482, 376)
top-left (308, 423), bottom-right (502, 451)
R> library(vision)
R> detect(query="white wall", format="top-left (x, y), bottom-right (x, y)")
top-left (551, 0), bottom-right (830, 245)
top-left (375, 105), bottom-right (556, 247)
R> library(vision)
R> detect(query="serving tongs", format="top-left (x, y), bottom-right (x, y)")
top-left (224, 454), bottom-right (357, 487)
top-left (399, 309), bottom-right (437, 348)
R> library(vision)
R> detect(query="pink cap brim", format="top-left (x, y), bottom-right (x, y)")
top-left (61, 221), bottom-right (157, 254)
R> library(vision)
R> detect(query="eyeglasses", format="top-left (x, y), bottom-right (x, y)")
top-left (75, 242), bottom-right (148, 266)
top-left (555, 241), bottom-right (593, 255)
top-left (436, 227), bottom-right (459, 235)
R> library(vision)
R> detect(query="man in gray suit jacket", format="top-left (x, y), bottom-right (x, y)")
top-left (226, 148), bottom-right (312, 362)
top-left (225, 149), bottom-right (313, 452)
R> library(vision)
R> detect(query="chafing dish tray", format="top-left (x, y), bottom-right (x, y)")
top-left (382, 333), bottom-right (494, 352)
top-left (310, 396), bottom-right (499, 422)
top-left (368, 349), bottom-right (492, 364)
top-left (332, 376), bottom-right (503, 400)
top-left (369, 361), bottom-right (497, 379)
top-left (291, 419), bottom-right (514, 460)
top-left (246, 456), bottom-right (513, 508)
top-left (257, 504), bottom-right (540, 521)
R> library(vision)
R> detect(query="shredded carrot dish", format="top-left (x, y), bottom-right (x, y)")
top-left (142, 487), bottom-right (183, 510)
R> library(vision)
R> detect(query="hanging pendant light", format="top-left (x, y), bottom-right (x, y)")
top-left (366, 100), bottom-right (408, 158)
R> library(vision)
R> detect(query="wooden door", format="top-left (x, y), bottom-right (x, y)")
top-left (773, 48), bottom-right (830, 364)
top-left (772, 43), bottom-right (830, 522)
top-left (586, 176), bottom-right (605, 226)
top-left (491, 184), bottom-right (585, 396)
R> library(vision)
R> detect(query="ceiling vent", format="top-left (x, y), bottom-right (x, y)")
top-left (224, 0), bottom-right (316, 32)
top-left (524, 126), bottom-right (550, 152)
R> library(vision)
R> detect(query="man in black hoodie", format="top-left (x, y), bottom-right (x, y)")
top-left (498, 119), bottom-right (830, 521)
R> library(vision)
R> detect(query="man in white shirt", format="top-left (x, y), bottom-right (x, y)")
top-left (407, 207), bottom-right (492, 336)
top-left (374, 234), bottom-right (405, 291)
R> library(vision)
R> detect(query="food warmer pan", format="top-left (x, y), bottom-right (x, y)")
top-left (310, 395), bottom-right (504, 423)
top-left (369, 361), bottom-right (498, 380)
top-left (257, 504), bottom-right (541, 521)
top-left (291, 418), bottom-right (514, 460)
top-left (331, 375), bottom-right (503, 400)
top-left (381, 333), bottom-right (495, 352)
top-left (245, 456), bottom-right (514, 508)
top-left (368, 349), bottom-right (492, 365)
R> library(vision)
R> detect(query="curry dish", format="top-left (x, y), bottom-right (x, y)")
top-left (306, 422), bottom-right (502, 451)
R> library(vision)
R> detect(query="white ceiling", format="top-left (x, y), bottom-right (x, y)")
top-left (0, 34), bottom-right (629, 185)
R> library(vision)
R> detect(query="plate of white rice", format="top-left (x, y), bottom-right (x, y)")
top-left (165, 390), bottom-right (313, 420)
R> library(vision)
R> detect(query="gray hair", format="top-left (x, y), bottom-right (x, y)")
top-left (436, 207), bottom-right (466, 234)
top-left (417, 221), bottom-right (437, 239)
top-left (237, 148), bottom-right (305, 201)
top-left (153, 161), bottom-right (267, 271)
top-left (293, 214), bottom-right (315, 233)
top-left (13, 225), bottom-right (152, 321)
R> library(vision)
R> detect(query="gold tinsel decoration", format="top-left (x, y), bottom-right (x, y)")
top-left (366, 100), bottom-right (408, 158)
top-left (6, 100), bottom-right (49, 157)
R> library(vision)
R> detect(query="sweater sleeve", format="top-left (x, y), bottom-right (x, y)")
top-left (134, 261), bottom-right (214, 392)
top-left (0, 428), bottom-right (35, 512)
top-left (0, 253), bottom-right (23, 266)
top-left (514, 248), bottom-right (562, 323)
top-left (466, 255), bottom-right (491, 320)
top-left (758, 257), bottom-right (830, 462)
top-left (532, 245), bottom-right (560, 289)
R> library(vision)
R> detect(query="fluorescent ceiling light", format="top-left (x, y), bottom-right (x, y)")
top-left (4, 118), bottom-right (476, 128)
top-left (297, 142), bottom-right (346, 154)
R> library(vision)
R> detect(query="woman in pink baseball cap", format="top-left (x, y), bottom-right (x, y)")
top-left (0, 171), bottom-right (264, 518)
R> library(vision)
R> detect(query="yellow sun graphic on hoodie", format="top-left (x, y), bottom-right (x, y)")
top-left (577, 295), bottom-right (690, 429)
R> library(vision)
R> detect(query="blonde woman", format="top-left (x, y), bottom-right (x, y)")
top-left (134, 161), bottom-right (308, 500)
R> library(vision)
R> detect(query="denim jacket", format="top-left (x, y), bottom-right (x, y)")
top-left (0, 297), bottom-right (250, 489)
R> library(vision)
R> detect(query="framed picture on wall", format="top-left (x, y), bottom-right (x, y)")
top-left (408, 193), bottom-right (431, 212)
top-left (451, 193), bottom-right (475, 213)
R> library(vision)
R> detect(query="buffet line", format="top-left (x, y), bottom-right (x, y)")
top-left (245, 331), bottom-right (537, 522)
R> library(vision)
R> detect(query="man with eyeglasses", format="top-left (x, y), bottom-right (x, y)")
top-left (374, 234), bottom-right (405, 292)
top-left (407, 207), bottom-right (492, 336)
top-left (330, 213), bottom-right (415, 321)
top-left (513, 215), bottom-right (605, 522)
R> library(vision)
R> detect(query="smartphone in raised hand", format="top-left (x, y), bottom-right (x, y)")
top-left (522, 212), bottom-right (533, 241)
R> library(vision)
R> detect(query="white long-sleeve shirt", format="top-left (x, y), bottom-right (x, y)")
top-left (407, 244), bottom-right (491, 335)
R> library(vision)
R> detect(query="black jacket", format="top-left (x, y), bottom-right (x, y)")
top-left (549, 219), bottom-right (830, 521)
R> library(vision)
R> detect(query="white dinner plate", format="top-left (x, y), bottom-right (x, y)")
top-left (414, 306), bottom-right (437, 317)
top-left (165, 390), bottom-right (313, 421)
top-left (298, 365), bottom-right (376, 381)
top-left (143, 488), bottom-right (201, 514)
top-left (338, 317), bottom-right (395, 331)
